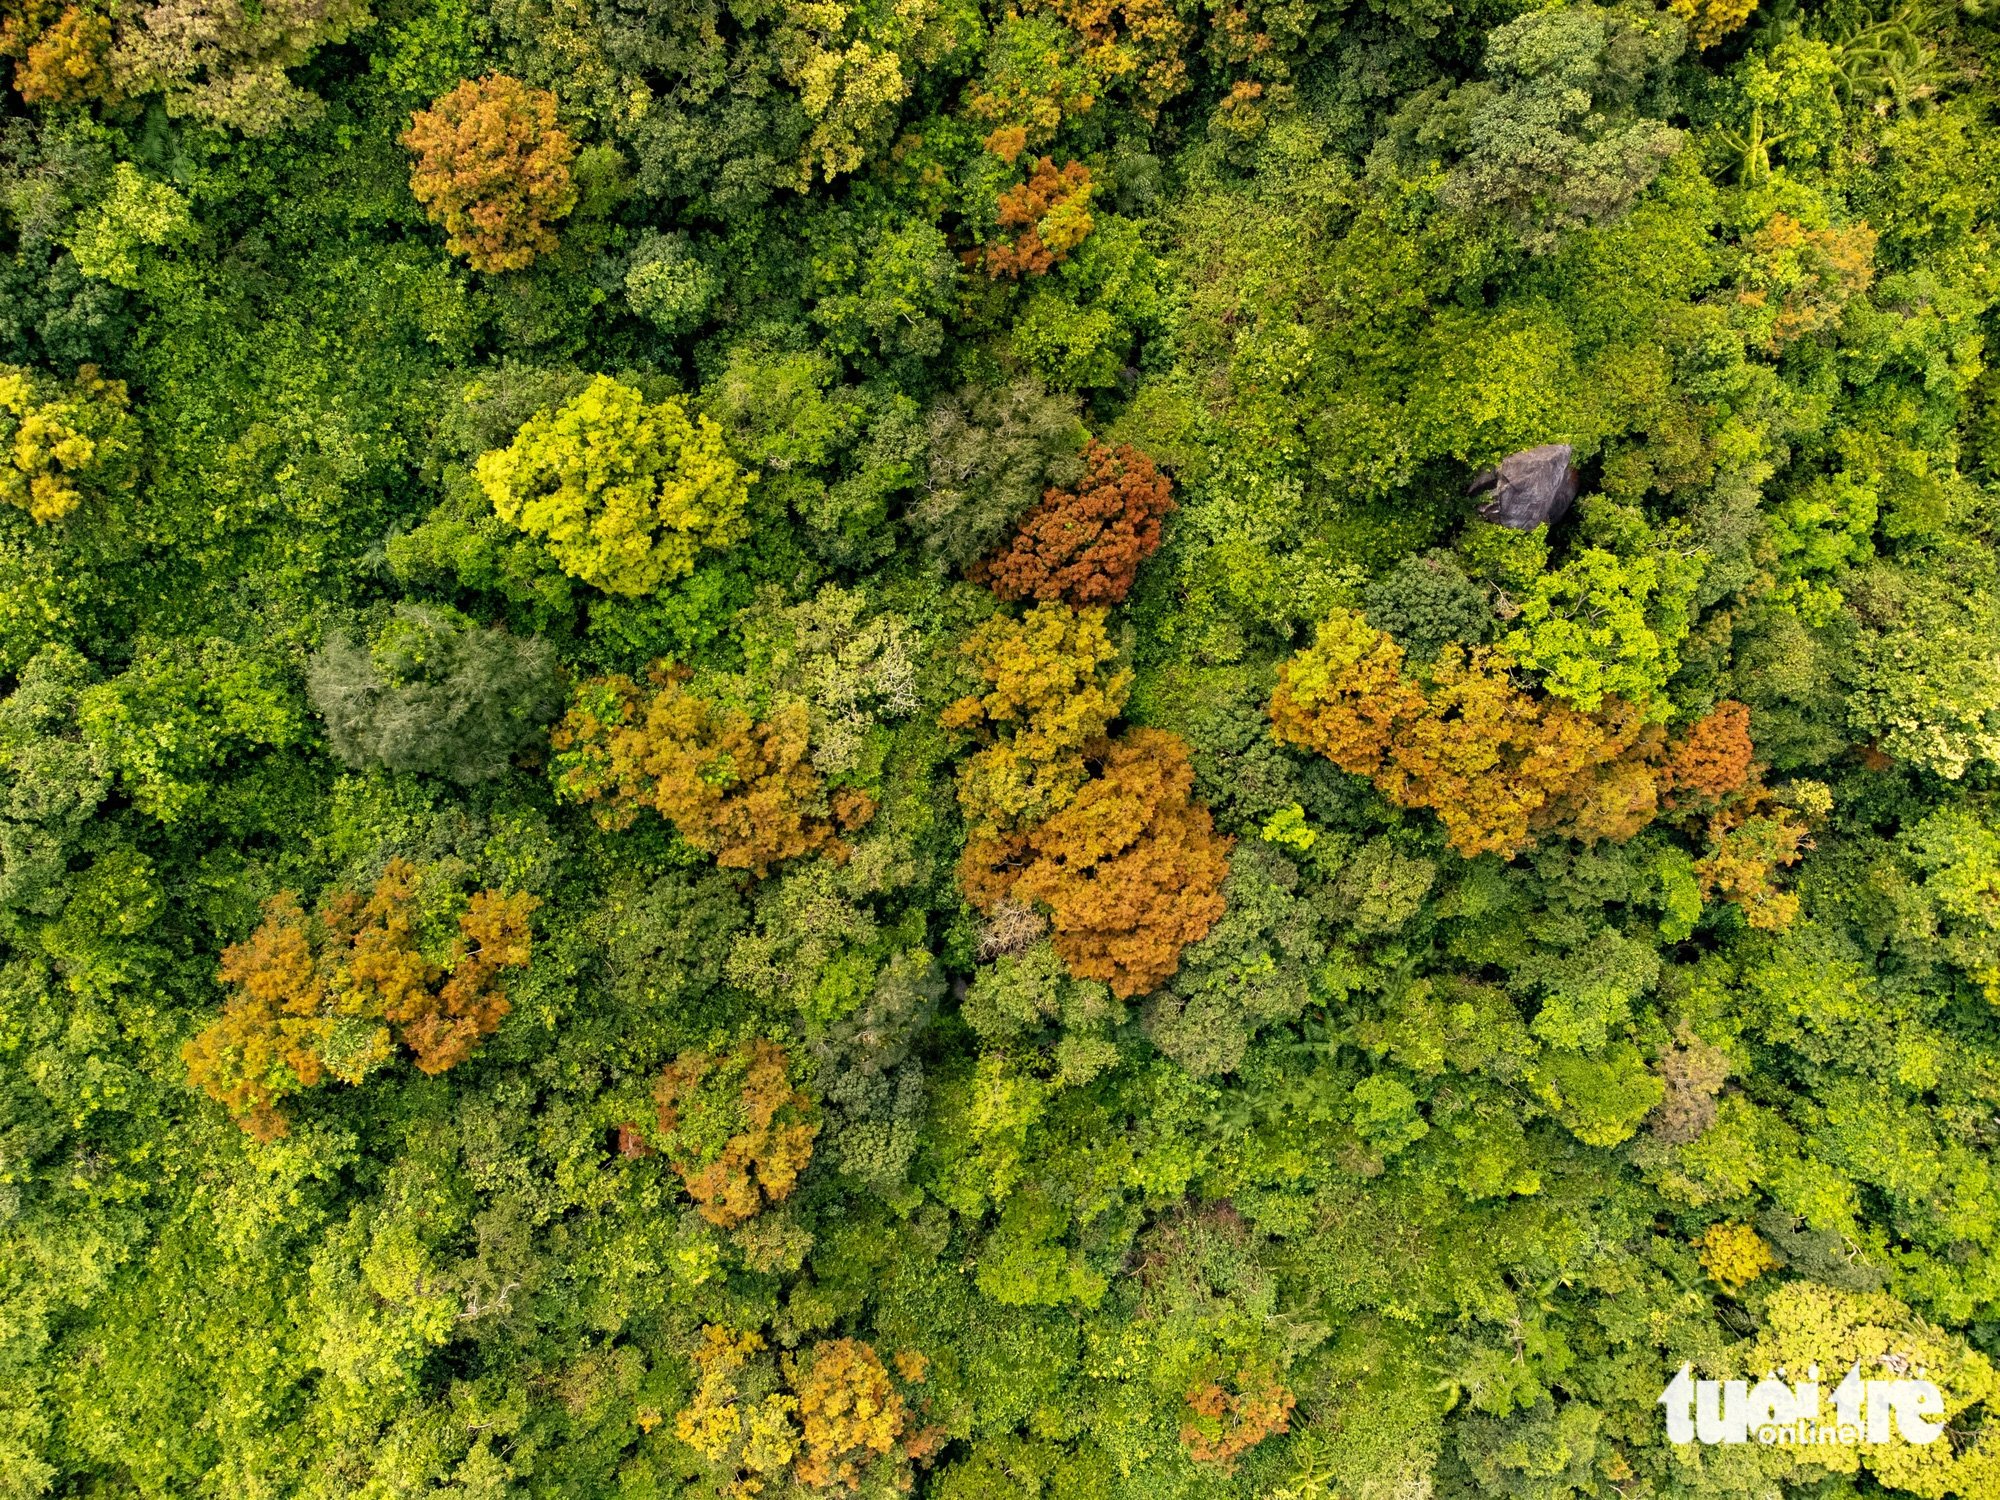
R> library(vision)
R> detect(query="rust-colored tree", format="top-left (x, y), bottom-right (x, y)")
top-left (654, 1040), bottom-right (819, 1227)
top-left (184, 859), bottom-right (536, 1139)
top-left (403, 75), bottom-right (578, 273)
top-left (964, 728), bottom-right (1232, 997)
top-left (1662, 697), bottom-right (1756, 804)
top-left (553, 665), bottom-right (874, 876)
top-left (976, 440), bottom-right (1175, 606)
top-left (1670, 699), bottom-right (1807, 927)
top-left (982, 157), bottom-right (1095, 278)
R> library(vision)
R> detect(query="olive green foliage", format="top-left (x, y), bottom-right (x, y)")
top-left (7, 1), bottom-right (2000, 1496)
top-left (1376, 3), bottom-right (1688, 252)
top-left (308, 604), bottom-right (565, 783)
top-left (1361, 550), bottom-right (1493, 662)
top-left (1144, 841), bottom-right (1326, 1077)
top-left (909, 376), bottom-right (1091, 571)
top-left (624, 231), bottom-right (720, 335)
top-left (702, 345), bottom-right (924, 567)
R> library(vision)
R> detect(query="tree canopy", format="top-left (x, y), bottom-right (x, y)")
top-left (7, 0), bottom-right (2000, 1495)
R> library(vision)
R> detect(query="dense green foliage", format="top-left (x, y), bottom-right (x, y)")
top-left (4, 0), bottom-right (2000, 1494)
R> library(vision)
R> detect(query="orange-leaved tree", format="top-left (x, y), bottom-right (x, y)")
top-left (184, 859), bottom-right (536, 1139)
top-left (1662, 697), bottom-right (1756, 803)
top-left (1269, 609), bottom-right (1649, 858)
top-left (654, 1040), bottom-right (819, 1227)
top-left (1696, 807), bottom-right (1809, 931)
top-left (1736, 213), bottom-right (1876, 351)
top-left (976, 440), bottom-right (1175, 606)
top-left (963, 728), bottom-right (1232, 996)
top-left (4, 2), bottom-right (111, 103)
top-left (940, 602), bottom-right (1131, 838)
top-left (403, 75), bottom-right (578, 273)
top-left (552, 665), bottom-right (875, 876)
top-left (1180, 1370), bottom-right (1297, 1470)
top-left (1667, 698), bottom-right (1807, 931)
top-left (982, 157), bottom-right (1095, 278)
top-left (1381, 648), bottom-right (1660, 857)
top-left (1271, 610), bottom-right (1807, 918)
top-left (792, 1338), bottom-right (922, 1489)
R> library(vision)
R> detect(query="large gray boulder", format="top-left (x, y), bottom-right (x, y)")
top-left (1467, 443), bottom-right (1579, 530)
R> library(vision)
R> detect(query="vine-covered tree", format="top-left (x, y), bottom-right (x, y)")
top-left (653, 1040), bottom-right (818, 1227)
top-left (909, 377), bottom-right (1090, 570)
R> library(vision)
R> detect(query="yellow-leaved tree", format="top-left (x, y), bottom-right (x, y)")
top-left (476, 375), bottom-right (752, 596)
top-left (673, 1325), bottom-right (943, 1493)
top-left (939, 601), bottom-right (1131, 838)
top-left (551, 663), bottom-right (876, 875)
top-left (0, 363), bottom-right (139, 523)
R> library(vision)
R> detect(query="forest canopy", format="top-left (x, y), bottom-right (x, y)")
top-left (3, 0), bottom-right (2000, 1494)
